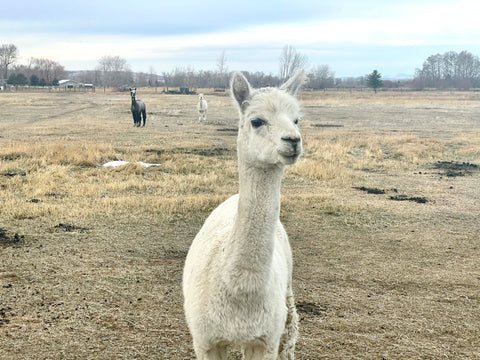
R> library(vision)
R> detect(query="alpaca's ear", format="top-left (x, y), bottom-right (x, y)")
top-left (231, 72), bottom-right (251, 112)
top-left (280, 71), bottom-right (306, 96)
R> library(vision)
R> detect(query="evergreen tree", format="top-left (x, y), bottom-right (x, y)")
top-left (366, 69), bottom-right (383, 93)
top-left (7, 73), bottom-right (27, 85)
top-left (30, 74), bottom-right (39, 86)
top-left (16, 73), bottom-right (27, 85)
top-left (7, 73), bottom-right (16, 84)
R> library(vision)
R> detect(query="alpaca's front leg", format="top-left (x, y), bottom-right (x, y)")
top-left (277, 292), bottom-right (298, 360)
top-left (243, 343), bottom-right (280, 360)
top-left (193, 342), bottom-right (227, 360)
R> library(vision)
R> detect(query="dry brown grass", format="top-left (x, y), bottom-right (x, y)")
top-left (0, 88), bottom-right (479, 359)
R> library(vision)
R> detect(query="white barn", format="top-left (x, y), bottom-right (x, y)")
top-left (58, 79), bottom-right (83, 89)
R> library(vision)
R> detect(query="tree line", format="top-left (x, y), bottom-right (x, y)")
top-left (3, 42), bottom-right (480, 90)
top-left (1, 44), bottom-right (66, 86)
top-left (413, 50), bottom-right (480, 89)
top-left (74, 47), bottom-right (335, 90)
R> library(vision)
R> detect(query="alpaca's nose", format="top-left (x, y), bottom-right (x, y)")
top-left (281, 136), bottom-right (301, 153)
top-left (281, 136), bottom-right (301, 145)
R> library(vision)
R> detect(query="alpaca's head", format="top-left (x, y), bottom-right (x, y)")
top-left (129, 87), bottom-right (137, 100)
top-left (198, 94), bottom-right (204, 101)
top-left (231, 72), bottom-right (305, 168)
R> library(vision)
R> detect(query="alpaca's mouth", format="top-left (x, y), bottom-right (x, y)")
top-left (279, 144), bottom-right (302, 158)
top-left (282, 152), bottom-right (299, 158)
top-left (279, 150), bottom-right (301, 163)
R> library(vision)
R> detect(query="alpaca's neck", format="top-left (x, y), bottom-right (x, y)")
top-left (224, 161), bottom-right (284, 293)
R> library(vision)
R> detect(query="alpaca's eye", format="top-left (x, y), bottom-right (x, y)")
top-left (294, 118), bottom-right (300, 125)
top-left (251, 118), bottom-right (266, 128)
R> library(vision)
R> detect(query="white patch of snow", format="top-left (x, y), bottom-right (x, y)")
top-left (102, 160), bottom-right (129, 167)
top-left (137, 162), bottom-right (160, 168)
top-left (102, 161), bottom-right (160, 168)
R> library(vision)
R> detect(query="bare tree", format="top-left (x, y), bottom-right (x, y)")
top-left (308, 64), bottom-right (335, 89)
top-left (148, 66), bottom-right (157, 87)
top-left (442, 51), bottom-right (457, 82)
top-left (216, 50), bottom-right (228, 74)
top-left (97, 55), bottom-right (131, 89)
top-left (216, 50), bottom-right (229, 88)
top-left (35, 58), bottom-right (65, 84)
top-left (73, 70), bottom-right (97, 85)
top-left (109, 56), bottom-right (128, 74)
top-left (13, 57), bottom-right (66, 85)
top-left (0, 44), bottom-right (18, 80)
top-left (97, 56), bottom-right (110, 92)
top-left (414, 50), bottom-right (480, 89)
top-left (279, 45), bottom-right (308, 81)
top-left (162, 71), bottom-right (170, 88)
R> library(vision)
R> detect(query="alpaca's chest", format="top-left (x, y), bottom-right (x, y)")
top-left (131, 100), bottom-right (144, 112)
top-left (204, 285), bottom-right (288, 344)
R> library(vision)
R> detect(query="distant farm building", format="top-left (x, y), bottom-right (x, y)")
top-left (58, 79), bottom-right (94, 91)
top-left (58, 79), bottom-right (83, 88)
top-left (163, 87), bottom-right (196, 95)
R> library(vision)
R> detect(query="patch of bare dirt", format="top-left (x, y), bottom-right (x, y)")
top-left (145, 146), bottom-right (233, 157)
top-left (0, 307), bottom-right (12, 326)
top-left (216, 127), bottom-right (238, 134)
top-left (434, 161), bottom-right (478, 177)
top-left (53, 223), bottom-right (89, 232)
top-left (1, 170), bottom-right (26, 177)
top-left (296, 301), bottom-right (326, 316)
top-left (353, 186), bottom-right (390, 195)
top-left (389, 194), bottom-right (428, 203)
top-left (0, 228), bottom-right (24, 246)
top-left (313, 124), bottom-right (344, 128)
top-left (354, 186), bottom-right (428, 203)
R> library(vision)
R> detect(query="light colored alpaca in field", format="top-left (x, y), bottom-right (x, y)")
top-left (197, 93), bottom-right (208, 121)
top-left (183, 71), bottom-right (305, 360)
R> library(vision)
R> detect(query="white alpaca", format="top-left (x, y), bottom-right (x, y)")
top-left (183, 71), bottom-right (305, 360)
top-left (197, 93), bottom-right (208, 121)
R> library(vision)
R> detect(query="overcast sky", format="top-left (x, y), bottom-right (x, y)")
top-left (1, 0), bottom-right (480, 78)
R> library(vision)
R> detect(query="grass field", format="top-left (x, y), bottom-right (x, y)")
top-left (0, 88), bottom-right (479, 359)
